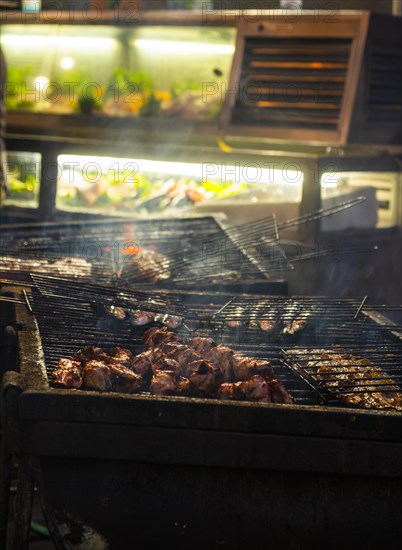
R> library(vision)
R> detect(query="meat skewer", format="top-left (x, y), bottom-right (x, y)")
top-left (52, 328), bottom-right (292, 405)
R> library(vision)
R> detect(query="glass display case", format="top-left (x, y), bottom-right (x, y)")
top-left (3, 151), bottom-right (41, 208)
top-left (1, 23), bottom-right (235, 120)
top-left (55, 153), bottom-right (303, 221)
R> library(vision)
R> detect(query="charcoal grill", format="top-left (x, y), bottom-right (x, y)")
top-left (2, 283), bottom-right (402, 549)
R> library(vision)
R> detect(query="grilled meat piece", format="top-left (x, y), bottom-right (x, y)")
top-left (232, 355), bottom-right (274, 382)
top-left (142, 327), bottom-right (181, 350)
top-left (251, 302), bottom-right (281, 333)
top-left (104, 305), bottom-right (126, 321)
top-left (225, 308), bottom-right (244, 330)
top-left (177, 377), bottom-right (191, 396)
top-left (218, 383), bottom-right (235, 400)
top-left (157, 314), bottom-right (183, 329)
top-left (247, 375), bottom-right (271, 402)
top-left (156, 340), bottom-right (183, 355)
top-left (205, 345), bottom-right (234, 381)
top-left (232, 354), bottom-right (253, 381)
top-left (150, 370), bottom-right (177, 396)
top-left (218, 377), bottom-right (271, 403)
top-left (187, 336), bottom-right (216, 354)
top-left (57, 358), bottom-right (83, 372)
top-left (253, 359), bottom-right (275, 380)
top-left (220, 381), bottom-right (246, 400)
top-left (257, 319), bottom-right (273, 332)
top-left (218, 382), bottom-right (248, 401)
top-left (130, 350), bottom-right (155, 378)
top-left (51, 360), bottom-right (82, 389)
top-left (152, 356), bottom-right (182, 378)
top-left (268, 379), bottom-right (293, 404)
top-left (283, 318), bottom-right (308, 336)
top-left (109, 364), bottom-right (142, 394)
top-left (233, 381), bottom-right (250, 400)
top-left (258, 317), bottom-right (281, 333)
top-left (218, 381), bottom-right (249, 400)
top-left (121, 249), bottom-right (171, 284)
top-left (82, 360), bottom-right (112, 392)
top-left (303, 350), bottom-right (402, 410)
top-left (231, 353), bottom-right (246, 375)
top-left (225, 319), bottom-right (242, 329)
top-left (129, 310), bottom-right (155, 327)
top-left (142, 326), bottom-right (162, 346)
top-left (160, 343), bottom-right (201, 370)
top-left (188, 360), bottom-right (216, 395)
top-left (108, 346), bottom-right (134, 366)
top-left (74, 346), bottom-right (108, 363)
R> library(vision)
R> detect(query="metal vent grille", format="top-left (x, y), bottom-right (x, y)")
top-left (368, 47), bottom-right (402, 123)
top-left (233, 36), bottom-right (352, 130)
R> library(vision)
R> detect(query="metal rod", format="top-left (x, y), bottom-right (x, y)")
top-left (0, 296), bottom-right (24, 305)
top-left (22, 290), bottom-right (33, 315)
top-left (0, 278), bottom-right (36, 287)
top-left (354, 296), bottom-right (369, 319)
top-left (211, 297), bottom-right (236, 319)
top-left (278, 196), bottom-right (367, 230)
top-left (181, 323), bottom-right (193, 335)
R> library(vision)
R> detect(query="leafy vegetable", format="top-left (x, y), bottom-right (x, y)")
top-left (171, 79), bottom-right (201, 98)
top-left (76, 94), bottom-right (102, 115)
top-left (139, 94), bottom-right (161, 117)
top-left (104, 68), bottom-right (154, 102)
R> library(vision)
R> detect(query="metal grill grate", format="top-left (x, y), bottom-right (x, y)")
top-left (23, 284), bottom-right (402, 411)
top-left (283, 344), bottom-right (402, 410)
top-left (0, 216), bottom-right (278, 286)
top-left (0, 198), bottom-right (365, 286)
top-left (29, 292), bottom-right (321, 407)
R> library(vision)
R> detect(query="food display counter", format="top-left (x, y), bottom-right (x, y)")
top-left (0, 9), bottom-right (400, 232)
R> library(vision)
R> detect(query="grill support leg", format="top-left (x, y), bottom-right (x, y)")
top-left (10, 456), bottom-right (34, 550)
top-left (0, 431), bottom-right (11, 550)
